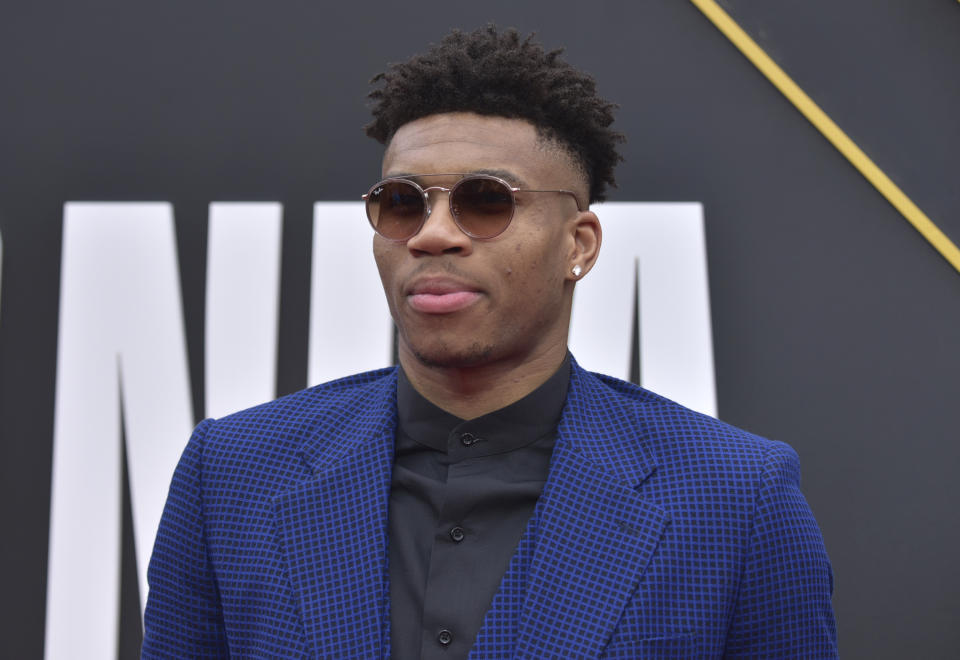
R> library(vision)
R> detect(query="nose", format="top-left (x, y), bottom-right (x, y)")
top-left (405, 188), bottom-right (473, 256)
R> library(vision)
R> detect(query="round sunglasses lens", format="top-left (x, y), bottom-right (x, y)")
top-left (367, 180), bottom-right (424, 239)
top-left (452, 178), bottom-right (514, 238)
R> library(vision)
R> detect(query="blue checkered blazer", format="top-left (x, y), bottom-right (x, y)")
top-left (143, 359), bottom-right (837, 658)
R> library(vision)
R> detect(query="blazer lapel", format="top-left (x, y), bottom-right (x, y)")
top-left (514, 443), bottom-right (668, 658)
top-left (273, 374), bottom-right (397, 659)
top-left (473, 364), bottom-right (670, 659)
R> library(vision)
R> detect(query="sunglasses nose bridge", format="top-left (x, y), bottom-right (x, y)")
top-left (419, 185), bottom-right (455, 218)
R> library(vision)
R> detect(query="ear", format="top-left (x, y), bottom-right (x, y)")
top-left (566, 210), bottom-right (602, 281)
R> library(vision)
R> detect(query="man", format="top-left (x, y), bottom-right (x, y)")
top-left (143, 26), bottom-right (837, 659)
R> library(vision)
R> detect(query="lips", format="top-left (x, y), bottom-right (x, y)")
top-left (406, 277), bottom-right (482, 314)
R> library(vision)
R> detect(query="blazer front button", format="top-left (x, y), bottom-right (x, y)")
top-left (437, 629), bottom-right (453, 646)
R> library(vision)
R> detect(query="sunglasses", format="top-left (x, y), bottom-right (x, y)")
top-left (363, 173), bottom-right (583, 241)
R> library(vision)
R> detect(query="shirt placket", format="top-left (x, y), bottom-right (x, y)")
top-left (418, 427), bottom-right (487, 658)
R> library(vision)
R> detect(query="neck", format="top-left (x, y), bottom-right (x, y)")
top-left (397, 343), bottom-right (569, 420)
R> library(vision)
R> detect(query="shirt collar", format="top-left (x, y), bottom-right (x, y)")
top-left (396, 354), bottom-right (571, 459)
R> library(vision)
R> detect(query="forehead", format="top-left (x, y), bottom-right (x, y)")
top-left (382, 112), bottom-right (575, 186)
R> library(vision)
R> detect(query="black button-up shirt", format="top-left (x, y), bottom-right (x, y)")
top-left (389, 356), bottom-right (571, 659)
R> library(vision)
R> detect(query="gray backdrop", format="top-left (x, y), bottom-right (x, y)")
top-left (1, 0), bottom-right (958, 657)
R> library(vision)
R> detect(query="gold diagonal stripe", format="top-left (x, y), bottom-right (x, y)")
top-left (690, 0), bottom-right (960, 275)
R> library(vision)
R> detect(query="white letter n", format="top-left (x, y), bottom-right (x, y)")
top-left (45, 203), bottom-right (194, 659)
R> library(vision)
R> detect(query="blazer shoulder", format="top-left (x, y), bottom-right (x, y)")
top-left (575, 365), bottom-right (785, 473)
top-left (216, 366), bottom-right (397, 424)
top-left (192, 367), bottom-right (398, 472)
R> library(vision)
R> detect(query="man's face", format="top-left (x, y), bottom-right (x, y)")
top-left (373, 112), bottom-right (592, 371)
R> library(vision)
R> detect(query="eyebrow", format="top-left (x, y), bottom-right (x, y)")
top-left (383, 170), bottom-right (529, 188)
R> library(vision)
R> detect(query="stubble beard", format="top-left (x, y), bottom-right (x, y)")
top-left (408, 337), bottom-right (496, 369)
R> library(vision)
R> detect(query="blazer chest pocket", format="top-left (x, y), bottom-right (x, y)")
top-left (601, 631), bottom-right (701, 659)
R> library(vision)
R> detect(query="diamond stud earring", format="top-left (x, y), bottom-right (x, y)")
top-left (571, 265), bottom-right (582, 277)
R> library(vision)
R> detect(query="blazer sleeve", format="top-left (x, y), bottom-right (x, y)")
top-left (723, 441), bottom-right (839, 659)
top-left (142, 419), bottom-right (229, 659)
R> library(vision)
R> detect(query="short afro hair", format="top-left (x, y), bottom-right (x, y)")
top-left (365, 26), bottom-right (624, 203)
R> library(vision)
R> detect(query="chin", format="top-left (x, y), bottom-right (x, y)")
top-left (408, 340), bottom-right (495, 369)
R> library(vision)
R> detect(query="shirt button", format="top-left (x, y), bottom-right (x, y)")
top-left (437, 629), bottom-right (453, 646)
top-left (449, 526), bottom-right (465, 542)
top-left (460, 432), bottom-right (477, 446)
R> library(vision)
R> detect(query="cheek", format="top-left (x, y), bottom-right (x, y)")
top-left (372, 243), bottom-right (402, 301)
top-left (372, 239), bottom-right (394, 277)
top-left (507, 242), bottom-right (565, 299)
